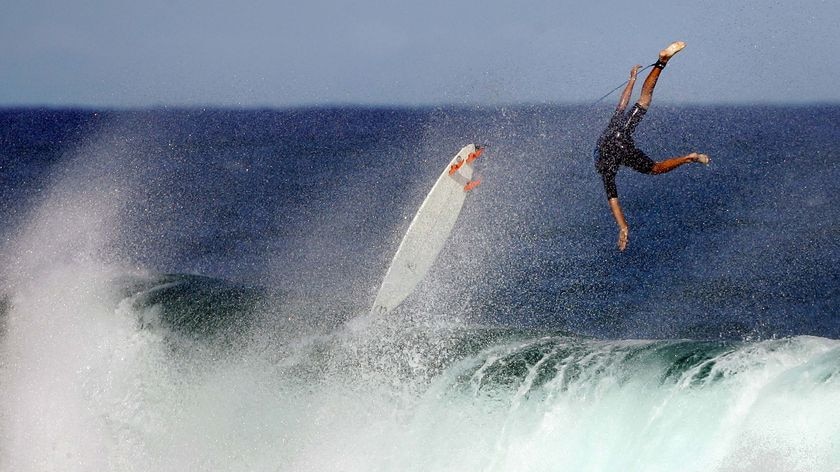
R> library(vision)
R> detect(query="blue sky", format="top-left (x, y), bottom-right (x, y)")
top-left (1, 0), bottom-right (837, 106)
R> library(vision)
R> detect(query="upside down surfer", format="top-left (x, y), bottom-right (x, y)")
top-left (595, 41), bottom-right (710, 251)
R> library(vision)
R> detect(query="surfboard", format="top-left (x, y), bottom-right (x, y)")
top-left (370, 144), bottom-right (483, 316)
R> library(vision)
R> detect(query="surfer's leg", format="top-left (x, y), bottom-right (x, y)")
top-left (637, 41), bottom-right (685, 109)
top-left (624, 147), bottom-right (708, 175)
top-left (650, 152), bottom-right (710, 174)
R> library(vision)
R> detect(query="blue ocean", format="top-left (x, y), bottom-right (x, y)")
top-left (1, 106), bottom-right (838, 471)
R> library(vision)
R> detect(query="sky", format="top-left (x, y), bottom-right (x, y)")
top-left (1, 0), bottom-right (838, 107)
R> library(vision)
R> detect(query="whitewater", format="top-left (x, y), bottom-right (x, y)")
top-left (1, 107), bottom-right (838, 471)
top-left (3, 268), bottom-right (838, 471)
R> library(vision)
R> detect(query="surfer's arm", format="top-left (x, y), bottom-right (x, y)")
top-left (616, 65), bottom-right (642, 112)
top-left (608, 197), bottom-right (629, 251)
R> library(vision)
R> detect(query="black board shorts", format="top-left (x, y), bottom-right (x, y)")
top-left (594, 104), bottom-right (655, 199)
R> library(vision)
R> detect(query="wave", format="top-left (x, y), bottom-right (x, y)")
top-left (1, 269), bottom-right (838, 471)
top-left (127, 277), bottom-right (840, 471)
top-left (403, 334), bottom-right (840, 472)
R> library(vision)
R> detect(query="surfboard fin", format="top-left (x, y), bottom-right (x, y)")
top-left (464, 179), bottom-right (481, 192)
top-left (466, 146), bottom-right (484, 164)
top-left (449, 145), bottom-right (484, 176)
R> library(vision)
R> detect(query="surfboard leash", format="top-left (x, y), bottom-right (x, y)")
top-left (590, 62), bottom-right (657, 106)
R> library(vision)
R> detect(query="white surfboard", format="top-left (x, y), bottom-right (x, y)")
top-left (370, 144), bottom-right (483, 316)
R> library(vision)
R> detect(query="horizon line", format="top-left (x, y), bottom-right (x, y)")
top-left (1, 99), bottom-right (839, 112)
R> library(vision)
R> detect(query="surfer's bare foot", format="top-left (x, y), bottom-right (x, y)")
top-left (690, 152), bottom-right (710, 165)
top-left (659, 41), bottom-right (686, 63)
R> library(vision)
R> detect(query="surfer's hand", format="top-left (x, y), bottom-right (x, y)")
top-left (617, 226), bottom-right (629, 251)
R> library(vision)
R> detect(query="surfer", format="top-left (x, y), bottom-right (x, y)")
top-left (595, 41), bottom-right (709, 251)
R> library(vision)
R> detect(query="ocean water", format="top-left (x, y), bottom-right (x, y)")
top-left (0, 106), bottom-right (838, 471)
